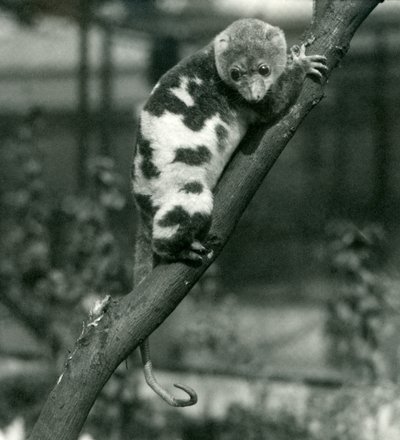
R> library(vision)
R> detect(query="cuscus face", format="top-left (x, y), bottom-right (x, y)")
top-left (214, 18), bottom-right (287, 103)
top-left (227, 54), bottom-right (276, 103)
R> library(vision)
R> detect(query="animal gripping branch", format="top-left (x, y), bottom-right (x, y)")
top-left (29, 1), bottom-right (383, 439)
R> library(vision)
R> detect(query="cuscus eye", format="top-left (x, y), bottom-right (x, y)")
top-left (230, 68), bottom-right (241, 81)
top-left (258, 64), bottom-right (271, 76)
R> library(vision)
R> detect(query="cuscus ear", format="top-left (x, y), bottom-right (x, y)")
top-left (214, 32), bottom-right (231, 81)
top-left (214, 31), bottom-right (230, 55)
top-left (266, 26), bottom-right (287, 55)
top-left (265, 25), bottom-right (287, 76)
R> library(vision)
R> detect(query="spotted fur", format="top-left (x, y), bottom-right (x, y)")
top-left (133, 18), bottom-right (327, 262)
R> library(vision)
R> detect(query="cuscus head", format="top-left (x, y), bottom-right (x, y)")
top-left (214, 18), bottom-right (287, 103)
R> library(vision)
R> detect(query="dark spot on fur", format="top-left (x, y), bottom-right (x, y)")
top-left (153, 207), bottom-right (211, 260)
top-left (173, 145), bottom-right (211, 166)
top-left (181, 181), bottom-right (203, 194)
top-left (153, 237), bottom-right (190, 259)
top-left (157, 205), bottom-right (211, 244)
top-left (130, 161), bottom-right (135, 181)
top-left (215, 123), bottom-right (229, 151)
top-left (187, 79), bottom-right (200, 96)
top-left (144, 47), bottom-right (243, 131)
top-left (154, 207), bottom-right (193, 258)
top-left (136, 131), bottom-right (160, 179)
top-left (134, 193), bottom-right (153, 215)
top-left (191, 212), bottom-right (212, 239)
top-left (158, 206), bottom-right (189, 227)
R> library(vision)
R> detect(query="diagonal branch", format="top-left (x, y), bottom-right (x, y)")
top-left (0, 283), bottom-right (64, 356)
top-left (28, 1), bottom-right (382, 439)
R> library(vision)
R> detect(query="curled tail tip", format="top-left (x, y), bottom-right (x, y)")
top-left (140, 340), bottom-right (198, 408)
top-left (173, 383), bottom-right (198, 407)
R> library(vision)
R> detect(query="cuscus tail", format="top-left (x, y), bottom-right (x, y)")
top-left (134, 214), bottom-right (198, 407)
top-left (140, 339), bottom-right (198, 407)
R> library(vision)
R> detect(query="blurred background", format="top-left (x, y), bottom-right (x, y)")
top-left (1, 0), bottom-right (400, 439)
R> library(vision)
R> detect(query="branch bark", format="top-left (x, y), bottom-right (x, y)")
top-left (29, 1), bottom-right (382, 439)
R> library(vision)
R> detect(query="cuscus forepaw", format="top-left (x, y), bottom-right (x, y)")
top-left (291, 44), bottom-right (328, 80)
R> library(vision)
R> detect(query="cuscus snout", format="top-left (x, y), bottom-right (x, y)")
top-left (242, 78), bottom-right (269, 103)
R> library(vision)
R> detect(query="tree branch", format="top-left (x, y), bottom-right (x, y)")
top-left (0, 288), bottom-right (63, 357)
top-left (0, 290), bottom-right (49, 341)
top-left (29, 1), bottom-right (382, 439)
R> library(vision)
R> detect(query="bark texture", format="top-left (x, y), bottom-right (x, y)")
top-left (29, 1), bottom-right (382, 439)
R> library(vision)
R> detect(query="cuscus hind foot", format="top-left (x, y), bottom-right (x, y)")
top-left (191, 240), bottom-right (209, 255)
top-left (178, 241), bottom-right (210, 264)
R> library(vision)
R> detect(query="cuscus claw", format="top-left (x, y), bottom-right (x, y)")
top-left (190, 240), bottom-right (209, 255)
top-left (179, 249), bottom-right (204, 264)
top-left (292, 45), bottom-right (328, 79)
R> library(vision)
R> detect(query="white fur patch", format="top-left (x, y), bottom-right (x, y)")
top-left (136, 106), bottom-right (251, 220)
top-left (153, 223), bottom-right (180, 240)
top-left (170, 76), bottom-right (195, 107)
top-left (140, 109), bottom-right (246, 189)
top-left (152, 188), bottom-right (213, 240)
top-left (132, 154), bottom-right (153, 196)
top-left (160, 188), bottom-right (213, 217)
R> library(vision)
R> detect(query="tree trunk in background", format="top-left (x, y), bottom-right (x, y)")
top-left (148, 35), bottom-right (179, 86)
top-left (372, 29), bottom-right (390, 222)
top-left (77, 0), bottom-right (91, 190)
top-left (100, 25), bottom-right (114, 157)
top-left (331, 85), bottom-right (350, 217)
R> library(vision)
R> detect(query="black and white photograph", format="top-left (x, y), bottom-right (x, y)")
top-left (1, 0), bottom-right (400, 439)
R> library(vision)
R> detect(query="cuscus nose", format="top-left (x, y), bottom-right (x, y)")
top-left (249, 81), bottom-right (266, 102)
